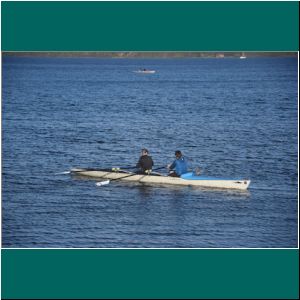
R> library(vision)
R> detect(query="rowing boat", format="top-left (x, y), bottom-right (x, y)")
top-left (71, 169), bottom-right (251, 190)
top-left (71, 169), bottom-right (250, 190)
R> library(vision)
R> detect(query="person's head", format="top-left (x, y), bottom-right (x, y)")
top-left (141, 148), bottom-right (149, 156)
top-left (175, 150), bottom-right (182, 159)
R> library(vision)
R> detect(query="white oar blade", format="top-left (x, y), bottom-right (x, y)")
top-left (55, 171), bottom-right (71, 175)
top-left (96, 180), bottom-right (110, 186)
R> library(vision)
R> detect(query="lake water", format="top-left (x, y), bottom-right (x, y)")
top-left (2, 56), bottom-right (298, 248)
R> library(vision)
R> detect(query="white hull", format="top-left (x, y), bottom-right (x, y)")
top-left (71, 169), bottom-right (250, 190)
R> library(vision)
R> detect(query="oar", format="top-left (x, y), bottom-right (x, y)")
top-left (55, 171), bottom-right (72, 175)
top-left (96, 166), bottom-right (166, 186)
top-left (63, 166), bottom-right (137, 175)
top-left (56, 169), bottom-right (113, 175)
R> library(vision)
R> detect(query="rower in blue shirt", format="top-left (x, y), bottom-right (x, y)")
top-left (167, 150), bottom-right (188, 177)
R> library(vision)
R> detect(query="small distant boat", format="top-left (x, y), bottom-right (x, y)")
top-left (134, 69), bottom-right (156, 74)
top-left (240, 52), bottom-right (247, 59)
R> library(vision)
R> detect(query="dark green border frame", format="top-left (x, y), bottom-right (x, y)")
top-left (2, 249), bottom-right (299, 299)
top-left (1, 1), bottom-right (299, 51)
top-left (1, 1), bottom-right (299, 299)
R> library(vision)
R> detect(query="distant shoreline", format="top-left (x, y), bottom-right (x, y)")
top-left (2, 51), bottom-right (297, 58)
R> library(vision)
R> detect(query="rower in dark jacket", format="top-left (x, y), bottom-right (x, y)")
top-left (136, 148), bottom-right (154, 174)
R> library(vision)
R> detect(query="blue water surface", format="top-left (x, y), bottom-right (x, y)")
top-left (2, 56), bottom-right (298, 248)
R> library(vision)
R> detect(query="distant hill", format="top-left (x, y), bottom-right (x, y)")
top-left (2, 51), bottom-right (297, 58)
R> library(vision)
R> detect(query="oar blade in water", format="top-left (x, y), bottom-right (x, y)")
top-left (55, 171), bottom-right (71, 175)
top-left (96, 180), bottom-right (110, 186)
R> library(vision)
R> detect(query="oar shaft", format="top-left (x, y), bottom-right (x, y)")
top-left (98, 165), bottom-right (167, 183)
top-left (152, 166), bottom-right (166, 171)
top-left (110, 166), bottom-right (166, 181)
top-left (110, 173), bottom-right (137, 182)
top-left (73, 165), bottom-right (166, 174)
top-left (72, 167), bottom-right (134, 173)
